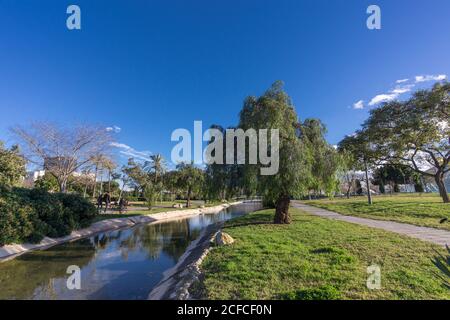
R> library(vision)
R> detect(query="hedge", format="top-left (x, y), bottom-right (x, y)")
top-left (0, 187), bottom-right (97, 246)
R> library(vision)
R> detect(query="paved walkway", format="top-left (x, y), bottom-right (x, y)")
top-left (293, 202), bottom-right (450, 247)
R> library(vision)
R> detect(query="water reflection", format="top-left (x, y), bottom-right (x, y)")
top-left (0, 203), bottom-right (260, 300)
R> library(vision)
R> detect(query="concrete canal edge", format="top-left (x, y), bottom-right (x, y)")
top-left (0, 201), bottom-right (243, 263)
top-left (148, 201), bottom-right (263, 300)
top-left (147, 222), bottom-right (220, 300)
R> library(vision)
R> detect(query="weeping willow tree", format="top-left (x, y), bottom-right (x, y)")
top-left (239, 81), bottom-right (313, 224)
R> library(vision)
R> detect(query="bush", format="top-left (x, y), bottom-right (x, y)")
top-left (0, 187), bottom-right (97, 246)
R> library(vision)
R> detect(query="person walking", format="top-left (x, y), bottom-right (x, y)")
top-left (97, 193), bottom-right (103, 211)
top-left (103, 192), bottom-right (111, 213)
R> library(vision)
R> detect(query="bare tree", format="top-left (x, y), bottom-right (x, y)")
top-left (339, 170), bottom-right (360, 199)
top-left (11, 122), bottom-right (113, 193)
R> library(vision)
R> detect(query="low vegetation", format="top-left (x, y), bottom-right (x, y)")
top-left (0, 187), bottom-right (97, 245)
top-left (305, 194), bottom-right (450, 230)
top-left (199, 208), bottom-right (449, 300)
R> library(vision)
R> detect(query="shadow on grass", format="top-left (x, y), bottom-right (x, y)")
top-left (432, 245), bottom-right (450, 289)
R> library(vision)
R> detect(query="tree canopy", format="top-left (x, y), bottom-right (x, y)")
top-left (0, 141), bottom-right (26, 188)
top-left (239, 81), bottom-right (313, 223)
top-left (362, 82), bottom-right (449, 202)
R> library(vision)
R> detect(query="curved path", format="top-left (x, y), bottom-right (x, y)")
top-left (293, 202), bottom-right (450, 247)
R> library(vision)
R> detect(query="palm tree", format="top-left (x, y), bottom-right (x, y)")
top-left (90, 154), bottom-right (114, 198)
top-left (145, 154), bottom-right (166, 203)
top-left (102, 158), bottom-right (117, 194)
top-left (149, 154), bottom-right (165, 183)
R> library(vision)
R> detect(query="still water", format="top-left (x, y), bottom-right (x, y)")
top-left (0, 203), bottom-right (260, 300)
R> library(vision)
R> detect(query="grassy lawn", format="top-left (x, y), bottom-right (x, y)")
top-left (91, 207), bottom-right (187, 222)
top-left (199, 208), bottom-right (449, 300)
top-left (303, 194), bottom-right (450, 231)
top-left (92, 201), bottom-right (229, 222)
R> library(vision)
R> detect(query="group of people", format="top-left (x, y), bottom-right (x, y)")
top-left (96, 192), bottom-right (128, 213)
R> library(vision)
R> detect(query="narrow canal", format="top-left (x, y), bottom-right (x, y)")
top-left (0, 202), bottom-right (261, 300)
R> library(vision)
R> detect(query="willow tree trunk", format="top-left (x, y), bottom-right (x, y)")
top-left (274, 195), bottom-right (291, 224)
top-left (364, 160), bottom-right (373, 205)
top-left (186, 186), bottom-right (192, 208)
top-left (435, 173), bottom-right (449, 203)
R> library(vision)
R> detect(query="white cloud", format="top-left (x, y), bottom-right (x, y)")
top-left (353, 100), bottom-right (364, 109)
top-left (106, 125), bottom-right (122, 133)
top-left (415, 74), bottom-right (447, 83)
top-left (368, 83), bottom-right (416, 106)
top-left (391, 84), bottom-right (415, 94)
top-left (391, 88), bottom-right (409, 94)
top-left (352, 73), bottom-right (447, 108)
top-left (368, 93), bottom-right (398, 106)
top-left (110, 142), bottom-right (152, 161)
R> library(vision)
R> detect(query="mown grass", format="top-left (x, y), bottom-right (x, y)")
top-left (91, 207), bottom-right (185, 222)
top-left (199, 208), bottom-right (449, 300)
top-left (92, 201), bottom-right (229, 222)
top-left (304, 194), bottom-right (450, 230)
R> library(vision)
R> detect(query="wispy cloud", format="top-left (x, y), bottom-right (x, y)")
top-left (415, 74), bottom-right (447, 83)
top-left (357, 74), bottom-right (447, 108)
top-left (106, 125), bottom-right (122, 133)
top-left (368, 93), bottom-right (398, 106)
top-left (352, 100), bottom-right (364, 109)
top-left (369, 83), bottom-right (415, 106)
top-left (110, 142), bottom-right (152, 161)
top-left (390, 83), bottom-right (415, 95)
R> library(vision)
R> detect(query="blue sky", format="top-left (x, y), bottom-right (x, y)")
top-left (1, 0), bottom-right (449, 167)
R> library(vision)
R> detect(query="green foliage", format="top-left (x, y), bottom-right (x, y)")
top-left (351, 82), bottom-right (450, 202)
top-left (175, 162), bottom-right (205, 206)
top-left (201, 208), bottom-right (450, 299)
top-left (144, 184), bottom-right (159, 209)
top-left (0, 142), bottom-right (26, 188)
top-left (279, 285), bottom-right (342, 300)
top-left (34, 172), bottom-right (59, 192)
top-left (0, 188), bottom-right (97, 245)
top-left (239, 81), bottom-right (312, 210)
top-left (301, 118), bottom-right (341, 198)
top-left (432, 245), bottom-right (450, 289)
top-left (306, 194), bottom-right (450, 230)
top-left (204, 125), bottom-right (244, 201)
top-left (372, 164), bottom-right (423, 193)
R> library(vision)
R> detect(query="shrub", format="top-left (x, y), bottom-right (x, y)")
top-left (0, 199), bottom-right (36, 246)
top-left (0, 187), bottom-right (97, 245)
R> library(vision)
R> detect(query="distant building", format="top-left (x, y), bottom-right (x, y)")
top-left (22, 169), bottom-right (94, 188)
top-left (423, 169), bottom-right (450, 193)
top-left (44, 156), bottom-right (75, 171)
top-left (72, 171), bottom-right (96, 180)
top-left (23, 170), bottom-right (46, 188)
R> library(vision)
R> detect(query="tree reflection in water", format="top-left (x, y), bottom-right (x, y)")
top-left (0, 203), bottom-right (261, 299)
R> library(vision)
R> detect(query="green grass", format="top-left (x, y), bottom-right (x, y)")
top-left (199, 208), bottom-right (450, 300)
top-left (92, 201), bottom-right (229, 222)
top-left (304, 194), bottom-right (450, 230)
top-left (91, 207), bottom-right (186, 222)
